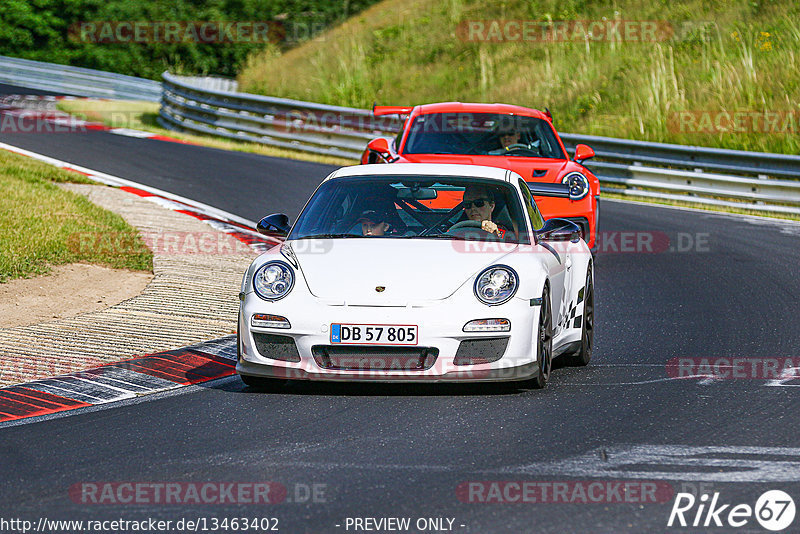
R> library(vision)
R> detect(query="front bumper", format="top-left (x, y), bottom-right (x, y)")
top-left (237, 290), bottom-right (541, 383)
top-left (236, 358), bottom-right (538, 383)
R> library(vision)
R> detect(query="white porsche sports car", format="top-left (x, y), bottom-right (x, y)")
top-left (237, 163), bottom-right (593, 388)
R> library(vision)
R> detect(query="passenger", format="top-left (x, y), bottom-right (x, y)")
top-left (357, 209), bottom-right (392, 236)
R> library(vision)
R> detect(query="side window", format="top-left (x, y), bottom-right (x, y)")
top-left (393, 120), bottom-right (407, 152)
top-left (518, 179), bottom-right (545, 231)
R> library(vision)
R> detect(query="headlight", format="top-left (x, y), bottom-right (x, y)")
top-left (474, 265), bottom-right (518, 306)
top-left (253, 261), bottom-right (294, 301)
top-left (562, 171), bottom-right (589, 200)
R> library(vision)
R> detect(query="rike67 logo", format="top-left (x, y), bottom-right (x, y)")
top-left (668, 490), bottom-right (795, 531)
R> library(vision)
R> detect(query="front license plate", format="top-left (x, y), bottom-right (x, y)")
top-left (330, 324), bottom-right (418, 345)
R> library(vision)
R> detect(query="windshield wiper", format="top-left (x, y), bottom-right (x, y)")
top-left (295, 233), bottom-right (359, 239)
top-left (504, 148), bottom-right (543, 156)
top-left (415, 233), bottom-right (462, 240)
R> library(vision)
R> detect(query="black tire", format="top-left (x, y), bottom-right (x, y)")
top-left (237, 327), bottom-right (286, 391)
top-left (566, 268), bottom-right (594, 366)
top-left (239, 373), bottom-right (285, 391)
top-left (532, 287), bottom-right (553, 389)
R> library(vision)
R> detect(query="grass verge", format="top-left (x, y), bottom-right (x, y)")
top-left (0, 149), bottom-right (153, 283)
top-left (56, 100), bottom-right (356, 167)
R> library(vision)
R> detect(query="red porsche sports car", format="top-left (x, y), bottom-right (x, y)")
top-left (361, 102), bottom-right (599, 250)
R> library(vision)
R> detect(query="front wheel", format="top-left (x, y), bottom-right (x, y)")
top-left (566, 268), bottom-right (594, 366)
top-left (239, 373), bottom-right (286, 391)
top-left (531, 287), bottom-right (553, 389)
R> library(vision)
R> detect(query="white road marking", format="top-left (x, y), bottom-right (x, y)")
top-left (508, 445), bottom-right (800, 482)
top-left (202, 445), bottom-right (800, 483)
top-left (109, 128), bottom-right (155, 138)
top-left (765, 367), bottom-right (800, 387)
top-left (560, 374), bottom-right (717, 386)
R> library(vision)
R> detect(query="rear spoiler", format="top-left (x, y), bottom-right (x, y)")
top-left (527, 182), bottom-right (589, 202)
top-left (373, 104), bottom-right (414, 116)
top-left (527, 182), bottom-right (570, 198)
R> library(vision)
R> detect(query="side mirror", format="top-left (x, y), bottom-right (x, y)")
top-left (257, 213), bottom-right (291, 238)
top-left (366, 138), bottom-right (394, 163)
top-left (574, 144), bottom-right (594, 164)
top-left (537, 218), bottom-right (582, 243)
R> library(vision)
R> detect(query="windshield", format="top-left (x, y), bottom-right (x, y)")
top-left (289, 175), bottom-right (531, 244)
top-left (403, 112), bottom-right (566, 158)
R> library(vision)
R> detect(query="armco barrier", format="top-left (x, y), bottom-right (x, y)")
top-left (159, 72), bottom-right (800, 215)
top-left (1, 55), bottom-right (798, 215)
top-left (0, 55), bottom-right (161, 101)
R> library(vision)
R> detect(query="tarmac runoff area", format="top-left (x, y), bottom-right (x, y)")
top-left (0, 183), bottom-right (257, 387)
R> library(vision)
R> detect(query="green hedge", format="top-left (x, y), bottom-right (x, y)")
top-left (0, 0), bottom-right (381, 79)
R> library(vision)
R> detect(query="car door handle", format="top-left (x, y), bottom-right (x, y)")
top-left (566, 257), bottom-right (572, 270)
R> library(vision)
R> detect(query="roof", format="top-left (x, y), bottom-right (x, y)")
top-left (327, 163), bottom-right (521, 182)
top-left (413, 102), bottom-right (549, 121)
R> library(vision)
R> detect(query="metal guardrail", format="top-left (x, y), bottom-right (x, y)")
top-left (4, 56), bottom-right (796, 215)
top-left (0, 55), bottom-right (161, 101)
top-left (160, 72), bottom-right (402, 160)
top-left (160, 72), bottom-right (800, 215)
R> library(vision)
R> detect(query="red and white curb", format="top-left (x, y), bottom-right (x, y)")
top-left (0, 141), bottom-right (283, 423)
top-left (0, 94), bottom-right (191, 144)
top-left (0, 141), bottom-right (281, 254)
top-left (0, 337), bottom-right (238, 424)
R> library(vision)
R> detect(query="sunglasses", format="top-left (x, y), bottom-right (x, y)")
top-left (463, 198), bottom-right (492, 209)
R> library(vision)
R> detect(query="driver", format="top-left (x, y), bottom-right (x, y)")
top-left (498, 129), bottom-right (522, 150)
top-left (462, 185), bottom-right (506, 238)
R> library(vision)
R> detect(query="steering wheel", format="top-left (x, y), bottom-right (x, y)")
top-left (447, 220), bottom-right (516, 242)
top-left (504, 143), bottom-right (529, 150)
top-left (447, 220), bottom-right (483, 232)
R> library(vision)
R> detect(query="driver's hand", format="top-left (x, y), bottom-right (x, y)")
top-left (481, 220), bottom-right (499, 235)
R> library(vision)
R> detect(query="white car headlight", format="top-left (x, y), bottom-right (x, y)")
top-left (474, 265), bottom-right (518, 306)
top-left (253, 261), bottom-right (294, 301)
top-left (562, 171), bottom-right (590, 200)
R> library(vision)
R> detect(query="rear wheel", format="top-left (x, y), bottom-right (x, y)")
top-left (532, 287), bottom-right (553, 389)
top-left (566, 268), bottom-right (594, 366)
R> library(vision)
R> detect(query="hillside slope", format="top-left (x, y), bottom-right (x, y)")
top-left (239, 0), bottom-right (800, 154)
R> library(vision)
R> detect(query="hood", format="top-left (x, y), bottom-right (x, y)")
top-left (291, 239), bottom-right (516, 304)
top-left (400, 154), bottom-right (569, 182)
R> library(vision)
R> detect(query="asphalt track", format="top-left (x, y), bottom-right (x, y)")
top-left (2, 84), bottom-right (800, 533)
